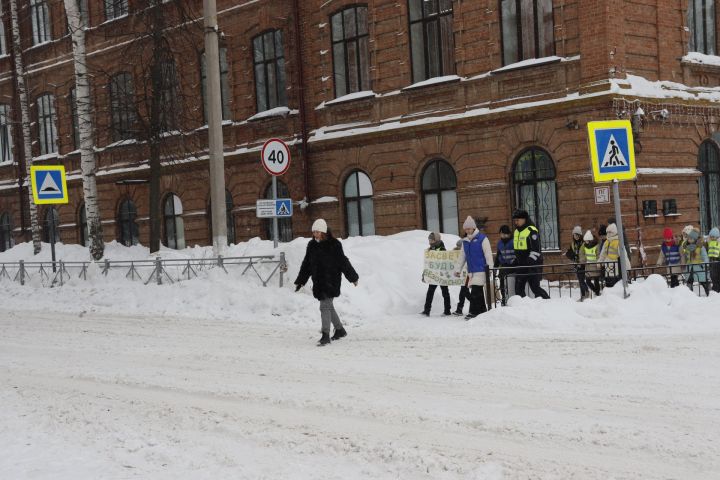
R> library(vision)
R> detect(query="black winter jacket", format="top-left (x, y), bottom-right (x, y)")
top-left (294, 234), bottom-right (359, 300)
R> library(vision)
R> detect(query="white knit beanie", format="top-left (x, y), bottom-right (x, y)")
top-left (462, 216), bottom-right (477, 230)
top-left (583, 230), bottom-right (593, 242)
top-left (572, 225), bottom-right (582, 236)
top-left (311, 218), bottom-right (328, 233)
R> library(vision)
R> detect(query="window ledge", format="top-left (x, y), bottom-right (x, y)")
top-left (402, 75), bottom-right (461, 91)
top-left (27, 40), bottom-right (53, 51)
top-left (663, 213), bottom-right (682, 217)
top-left (32, 153), bottom-right (59, 162)
top-left (98, 13), bottom-right (129, 27)
top-left (492, 56), bottom-right (563, 74)
top-left (682, 52), bottom-right (720, 69)
top-left (0, 160), bottom-right (15, 167)
top-left (322, 91), bottom-right (377, 108)
top-left (643, 214), bottom-right (661, 218)
top-left (247, 106), bottom-right (297, 122)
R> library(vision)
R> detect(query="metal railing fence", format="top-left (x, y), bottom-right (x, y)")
top-left (0, 253), bottom-right (287, 288)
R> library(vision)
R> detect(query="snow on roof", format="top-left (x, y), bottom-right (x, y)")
top-left (402, 75), bottom-right (461, 91)
top-left (247, 107), bottom-right (298, 122)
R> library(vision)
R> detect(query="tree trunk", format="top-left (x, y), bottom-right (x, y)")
top-left (64, 0), bottom-right (104, 260)
top-left (9, 0), bottom-right (41, 253)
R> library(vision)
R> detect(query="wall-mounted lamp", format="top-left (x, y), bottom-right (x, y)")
top-left (631, 107), bottom-right (645, 154)
top-left (565, 120), bottom-right (578, 130)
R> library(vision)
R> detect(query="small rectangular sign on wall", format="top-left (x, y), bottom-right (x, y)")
top-left (594, 186), bottom-right (611, 205)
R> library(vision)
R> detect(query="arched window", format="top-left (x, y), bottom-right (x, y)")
top-left (163, 193), bottom-right (185, 249)
top-left (264, 181), bottom-right (293, 242)
top-left (78, 203), bottom-right (88, 247)
top-left (699, 140), bottom-right (720, 233)
top-left (0, 212), bottom-right (12, 252)
top-left (344, 170), bottom-right (374, 236)
top-left (42, 207), bottom-right (60, 243)
top-left (118, 199), bottom-right (139, 247)
top-left (688, 0), bottom-right (716, 55)
top-left (513, 147), bottom-right (559, 250)
top-left (422, 159), bottom-right (458, 235)
top-left (208, 189), bottom-right (236, 244)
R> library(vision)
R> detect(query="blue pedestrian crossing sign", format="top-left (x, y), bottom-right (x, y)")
top-left (587, 120), bottom-right (637, 183)
top-left (31, 165), bottom-right (68, 204)
top-left (275, 199), bottom-right (292, 217)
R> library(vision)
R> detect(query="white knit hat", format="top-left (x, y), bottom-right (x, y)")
top-left (572, 225), bottom-right (582, 236)
top-left (311, 218), bottom-right (328, 233)
top-left (462, 216), bottom-right (477, 230)
top-left (583, 230), bottom-right (593, 242)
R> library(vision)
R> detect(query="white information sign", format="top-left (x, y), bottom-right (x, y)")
top-left (261, 138), bottom-right (291, 176)
top-left (594, 186), bottom-right (611, 204)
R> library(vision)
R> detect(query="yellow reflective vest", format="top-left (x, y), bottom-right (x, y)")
top-left (708, 239), bottom-right (720, 259)
top-left (514, 225), bottom-right (539, 251)
top-left (582, 244), bottom-right (598, 262)
top-left (606, 239), bottom-right (619, 261)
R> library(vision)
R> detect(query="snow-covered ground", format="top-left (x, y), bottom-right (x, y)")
top-left (1, 231), bottom-right (720, 479)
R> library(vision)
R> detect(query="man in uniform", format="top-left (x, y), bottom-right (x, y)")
top-left (512, 209), bottom-right (550, 299)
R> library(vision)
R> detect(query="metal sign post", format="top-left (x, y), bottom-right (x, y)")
top-left (30, 165), bottom-right (69, 274)
top-left (272, 176), bottom-right (279, 249)
top-left (612, 180), bottom-right (629, 298)
top-left (260, 138), bottom-right (292, 248)
top-left (587, 120), bottom-right (637, 299)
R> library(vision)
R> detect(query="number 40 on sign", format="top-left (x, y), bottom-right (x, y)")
top-left (261, 138), bottom-right (291, 176)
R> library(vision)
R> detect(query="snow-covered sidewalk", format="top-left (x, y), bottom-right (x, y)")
top-left (2, 308), bottom-right (719, 479)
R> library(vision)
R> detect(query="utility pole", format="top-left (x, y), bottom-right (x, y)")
top-left (203, 0), bottom-right (227, 255)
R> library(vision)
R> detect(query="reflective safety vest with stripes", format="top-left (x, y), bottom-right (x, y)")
top-left (661, 243), bottom-right (681, 265)
top-left (582, 244), bottom-right (598, 262)
top-left (708, 240), bottom-right (720, 259)
top-left (514, 225), bottom-right (539, 251)
top-left (606, 239), bottom-right (620, 261)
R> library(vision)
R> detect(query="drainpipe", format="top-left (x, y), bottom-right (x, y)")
top-left (292, 0), bottom-right (310, 204)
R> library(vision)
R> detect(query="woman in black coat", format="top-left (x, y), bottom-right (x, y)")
top-left (294, 219), bottom-right (359, 346)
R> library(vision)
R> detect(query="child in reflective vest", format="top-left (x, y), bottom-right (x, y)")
top-left (656, 228), bottom-right (681, 288)
top-left (598, 223), bottom-right (630, 288)
top-left (708, 227), bottom-right (720, 293)
top-left (681, 228), bottom-right (710, 296)
top-left (579, 230), bottom-right (601, 298)
top-left (495, 225), bottom-right (515, 306)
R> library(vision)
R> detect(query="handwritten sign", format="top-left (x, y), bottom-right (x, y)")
top-left (423, 249), bottom-right (466, 286)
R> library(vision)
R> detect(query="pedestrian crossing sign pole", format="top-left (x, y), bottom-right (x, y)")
top-left (587, 120), bottom-right (635, 298)
top-left (30, 165), bottom-right (69, 274)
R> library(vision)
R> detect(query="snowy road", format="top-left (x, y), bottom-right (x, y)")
top-left (2, 309), bottom-right (719, 479)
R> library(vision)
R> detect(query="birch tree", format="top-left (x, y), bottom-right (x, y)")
top-left (63, 0), bottom-right (104, 259)
top-left (8, 0), bottom-right (40, 253)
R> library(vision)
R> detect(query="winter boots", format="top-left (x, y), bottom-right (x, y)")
top-left (331, 328), bottom-right (347, 340)
top-left (317, 332), bottom-right (331, 346)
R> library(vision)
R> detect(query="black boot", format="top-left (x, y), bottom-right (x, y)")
top-left (331, 328), bottom-right (347, 340)
top-left (317, 332), bottom-right (331, 346)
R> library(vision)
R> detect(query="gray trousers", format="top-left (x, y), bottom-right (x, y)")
top-left (320, 298), bottom-right (343, 334)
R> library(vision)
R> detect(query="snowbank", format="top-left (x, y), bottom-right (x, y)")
top-left (1, 231), bottom-right (719, 335)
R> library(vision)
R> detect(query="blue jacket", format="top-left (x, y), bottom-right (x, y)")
top-left (463, 233), bottom-right (489, 273)
top-left (496, 238), bottom-right (515, 267)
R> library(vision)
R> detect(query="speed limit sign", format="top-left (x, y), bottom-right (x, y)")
top-left (261, 138), bottom-right (291, 176)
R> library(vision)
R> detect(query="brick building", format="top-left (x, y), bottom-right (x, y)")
top-left (0, 0), bottom-right (719, 264)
